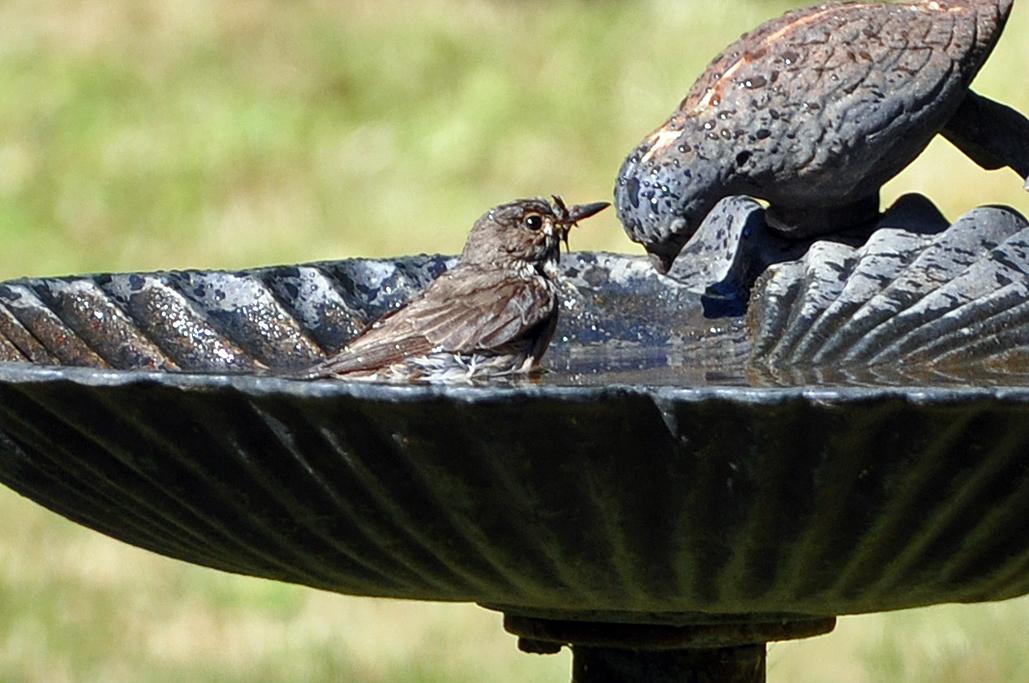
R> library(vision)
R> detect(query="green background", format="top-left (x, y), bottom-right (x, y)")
top-left (1, 1), bottom-right (1028, 680)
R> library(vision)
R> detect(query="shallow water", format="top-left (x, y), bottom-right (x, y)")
top-left (539, 341), bottom-right (1029, 389)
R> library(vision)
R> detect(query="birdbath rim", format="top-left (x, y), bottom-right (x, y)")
top-left (3, 362), bottom-right (1029, 404)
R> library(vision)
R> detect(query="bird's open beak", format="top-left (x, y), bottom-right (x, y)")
top-left (562, 201), bottom-right (610, 250)
top-left (568, 201), bottom-right (611, 223)
top-left (550, 198), bottom-right (610, 251)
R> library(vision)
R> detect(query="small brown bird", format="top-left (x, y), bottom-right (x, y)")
top-left (304, 196), bottom-right (609, 382)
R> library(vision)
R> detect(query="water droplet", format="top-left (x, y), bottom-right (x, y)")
top-left (744, 75), bottom-right (767, 89)
top-left (720, 129), bottom-right (732, 140)
top-left (710, 95), bottom-right (721, 107)
top-left (676, 144), bottom-right (690, 153)
top-left (718, 111), bottom-right (731, 120)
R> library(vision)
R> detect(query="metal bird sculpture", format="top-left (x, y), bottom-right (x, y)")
top-left (616, 0), bottom-right (1028, 272)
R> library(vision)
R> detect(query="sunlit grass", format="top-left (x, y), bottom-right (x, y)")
top-left (0, 1), bottom-right (1027, 681)
top-left (0, 0), bottom-right (1024, 278)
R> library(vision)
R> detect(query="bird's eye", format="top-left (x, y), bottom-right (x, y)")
top-left (523, 214), bottom-right (543, 230)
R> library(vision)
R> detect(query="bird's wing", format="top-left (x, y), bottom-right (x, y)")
top-left (306, 266), bottom-right (557, 377)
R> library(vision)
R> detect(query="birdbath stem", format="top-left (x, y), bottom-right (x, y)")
top-left (504, 614), bottom-right (835, 682)
top-left (571, 644), bottom-right (765, 683)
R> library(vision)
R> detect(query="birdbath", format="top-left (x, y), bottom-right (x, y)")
top-left (1, 197), bottom-right (1028, 681)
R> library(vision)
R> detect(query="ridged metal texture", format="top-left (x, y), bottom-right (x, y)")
top-left (1, 367), bottom-right (1028, 621)
top-left (0, 253), bottom-right (743, 384)
top-left (748, 205), bottom-right (1029, 383)
top-left (0, 253), bottom-right (1028, 622)
top-left (0, 255), bottom-right (454, 372)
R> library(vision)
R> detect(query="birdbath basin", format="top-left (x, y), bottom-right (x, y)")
top-left (0, 247), bottom-right (1028, 681)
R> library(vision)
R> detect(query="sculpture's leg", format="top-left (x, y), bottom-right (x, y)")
top-left (942, 90), bottom-right (1029, 188)
top-left (572, 645), bottom-right (765, 683)
top-left (764, 194), bottom-right (880, 240)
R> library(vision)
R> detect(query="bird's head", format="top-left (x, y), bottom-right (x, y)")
top-left (614, 120), bottom-right (728, 274)
top-left (461, 196), bottom-right (609, 270)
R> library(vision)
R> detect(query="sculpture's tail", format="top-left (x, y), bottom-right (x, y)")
top-left (948, 0), bottom-right (1014, 20)
top-left (969, 0), bottom-right (1015, 70)
top-left (989, 0), bottom-right (1014, 35)
top-left (943, 91), bottom-right (1029, 189)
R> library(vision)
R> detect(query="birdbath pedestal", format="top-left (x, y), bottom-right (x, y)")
top-left (504, 613), bottom-right (836, 682)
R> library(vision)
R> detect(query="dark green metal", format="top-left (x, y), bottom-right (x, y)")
top-left (572, 645), bottom-right (765, 683)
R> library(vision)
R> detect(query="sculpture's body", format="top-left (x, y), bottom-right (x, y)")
top-left (616, 0), bottom-right (1028, 272)
top-left (303, 197), bottom-right (608, 381)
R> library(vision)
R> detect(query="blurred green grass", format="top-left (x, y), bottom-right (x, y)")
top-left (0, 0), bottom-right (1025, 278)
top-left (0, 1), bottom-right (1028, 681)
